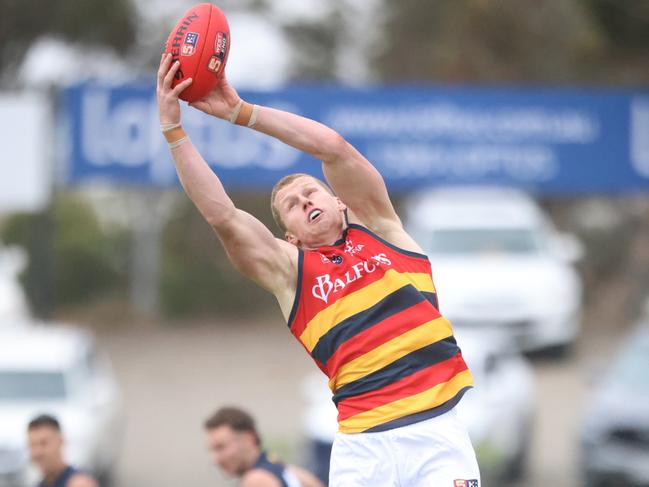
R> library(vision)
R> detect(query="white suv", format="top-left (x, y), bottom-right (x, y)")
top-left (403, 186), bottom-right (583, 354)
top-left (0, 325), bottom-right (124, 487)
top-left (0, 245), bottom-right (30, 322)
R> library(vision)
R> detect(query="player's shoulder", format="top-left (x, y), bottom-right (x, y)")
top-left (273, 236), bottom-right (300, 282)
top-left (350, 215), bottom-right (425, 256)
top-left (66, 473), bottom-right (99, 487)
top-left (240, 467), bottom-right (284, 487)
top-left (275, 237), bottom-right (300, 260)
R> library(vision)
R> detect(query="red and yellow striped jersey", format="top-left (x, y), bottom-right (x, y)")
top-left (287, 224), bottom-right (473, 434)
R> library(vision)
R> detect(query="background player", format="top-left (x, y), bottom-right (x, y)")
top-left (27, 414), bottom-right (99, 487)
top-left (204, 406), bottom-right (324, 487)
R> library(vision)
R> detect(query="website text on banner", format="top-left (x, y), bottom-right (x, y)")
top-left (62, 83), bottom-right (649, 193)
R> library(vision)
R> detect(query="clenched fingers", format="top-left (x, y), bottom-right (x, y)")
top-left (163, 59), bottom-right (181, 91)
top-left (172, 78), bottom-right (193, 97)
top-left (157, 53), bottom-right (172, 89)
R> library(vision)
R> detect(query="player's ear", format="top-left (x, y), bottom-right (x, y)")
top-left (335, 197), bottom-right (347, 212)
top-left (285, 232), bottom-right (299, 246)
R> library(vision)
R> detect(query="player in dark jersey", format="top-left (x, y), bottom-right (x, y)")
top-left (157, 53), bottom-right (480, 486)
top-left (27, 415), bottom-right (98, 487)
top-left (204, 406), bottom-right (324, 487)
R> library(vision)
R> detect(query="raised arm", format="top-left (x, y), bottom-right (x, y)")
top-left (157, 54), bottom-right (298, 315)
top-left (190, 80), bottom-right (410, 241)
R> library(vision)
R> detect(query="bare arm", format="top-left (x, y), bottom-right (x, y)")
top-left (253, 107), bottom-right (402, 234)
top-left (67, 474), bottom-right (99, 487)
top-left (157, 54), bottom-right (297, 310)
top-left (240, 469), bottom-right (283, 487)
top-left (168, 138), bottom-right (297, 295)
top-left (190, 79), bottom-right (420, 250)
top-left (287, 465), bottom-right (326, 487)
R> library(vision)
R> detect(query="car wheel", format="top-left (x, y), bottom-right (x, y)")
top-left (544, 342), bottom-right (574, 359)
top-left (97, 468), bottom-right (115, 487)
top-left (528, 342), bottom-right (574, 361)
top-left (582, 471), bottom-right (632, 487)
top-left (505, 419), bottom-right (532, 482)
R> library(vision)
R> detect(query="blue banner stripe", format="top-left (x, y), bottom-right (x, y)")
top-left (61, 82), bottom-right (649, 193)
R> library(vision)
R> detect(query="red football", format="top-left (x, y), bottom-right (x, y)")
top-left (164, 3), bottom-right (230, 102)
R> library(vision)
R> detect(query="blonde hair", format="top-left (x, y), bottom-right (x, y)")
top-left (270, 173), bottom-right (333, 232)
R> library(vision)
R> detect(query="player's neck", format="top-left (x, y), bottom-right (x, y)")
top-left (300, 222), bottom-right (347, 250)
top-left (243, 448), bottom-right (263, 472)
top-left (43, 462), bottom-right (67, 485)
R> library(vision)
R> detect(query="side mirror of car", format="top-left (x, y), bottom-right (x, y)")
top-left (551, 233), bottom-right (584, 263)
top-left (583, 359), bottom-right (607, 387)
top-left (484, 354), bottom-right (498, 376)
top-left (0, 245), bottom-right (28, 277)
top-left (81, 372), bottom-right (117, 411)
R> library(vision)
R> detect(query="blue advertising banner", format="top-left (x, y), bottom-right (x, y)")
top-left (61, 82), bottom-right (649, 193)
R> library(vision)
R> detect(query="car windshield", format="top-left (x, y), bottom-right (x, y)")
top-left (608, 336), bottom-right (649, 390)
top-left (423, 228), bottom-right (544, 255)
top-left (0, 371), bottom-right (66, 400)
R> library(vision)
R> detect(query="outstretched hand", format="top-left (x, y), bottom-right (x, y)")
top-left (189, 75), bottom-right (241, 121)
top-left (156, 53), bottom-right (193, 125)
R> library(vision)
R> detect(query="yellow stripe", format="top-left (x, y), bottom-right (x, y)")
top-left (331, 316), bottom-right (453, 390)
top-left (300, 270), bottom-right (435, 352)
top-left (338, 369), bottom-right (474, 434)
top-left (409, 272), bottom-right (436, 293)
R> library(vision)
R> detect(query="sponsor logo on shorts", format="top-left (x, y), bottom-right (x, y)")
top-left (181, 32), bottom-right (199, 56)
top-left (454, 480), bottom-right (479, 487)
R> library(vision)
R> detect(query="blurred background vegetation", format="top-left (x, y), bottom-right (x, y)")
top-left (0, 0), bottom-right (647, 323)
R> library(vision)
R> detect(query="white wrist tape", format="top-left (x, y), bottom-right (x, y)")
top-left (168, 137), bottom-right (189, 149)
top-left (160, 122), bottom-right (181, 132)
top-left (248, 104), bottom-right (259, 128)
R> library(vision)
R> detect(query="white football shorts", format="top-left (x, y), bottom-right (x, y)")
top-left (329, 408), bottom-right (480, 487)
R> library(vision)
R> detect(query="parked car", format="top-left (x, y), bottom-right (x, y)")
top-left (0, 325), bottom-right (124, 487)
top-left (0, 245), bottom-right (30, 322)
top-left (403, 186), bottom-right (583, 354)
top-left (580, 322), bottom-right (649, 487)
top-left (455, 330), bottom-right (535, 484)
top-left (301, 330), bottom-right (535, 485)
